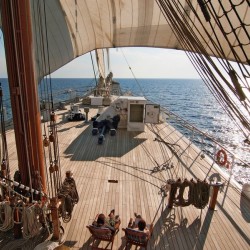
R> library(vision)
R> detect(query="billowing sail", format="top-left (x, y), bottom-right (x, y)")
top-left (1, 0), bottom-right (246, 79)
top-left (95, 49), bottom-right (106, 80)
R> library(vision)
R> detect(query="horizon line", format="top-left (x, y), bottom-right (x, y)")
top-left (0, 77), bottom-right (201, 80)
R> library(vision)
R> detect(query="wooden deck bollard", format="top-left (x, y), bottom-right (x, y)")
top-left (209, 182), bottom-right (223, 210)
top-left (13, 207), bottom-right (22, 239)
top-left (50, 197), bottom-right (60, 240)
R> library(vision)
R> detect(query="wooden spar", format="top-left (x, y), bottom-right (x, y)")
top-left (1, 0), bottom-right (46, 192)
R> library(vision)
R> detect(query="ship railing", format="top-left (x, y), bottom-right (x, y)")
top-left (39, 86), bottom-right (95, 110)
top-left (160, 106), bottom-right (250, 170)
top-left (2, 86), bottom-right (95, 130)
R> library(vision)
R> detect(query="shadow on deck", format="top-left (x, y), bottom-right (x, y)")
top-left (64, 127), bottom-right (146, 161)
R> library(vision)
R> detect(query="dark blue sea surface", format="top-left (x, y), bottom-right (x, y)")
top-left (0, 78), bottom-right (249, 184)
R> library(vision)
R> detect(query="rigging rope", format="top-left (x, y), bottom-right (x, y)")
top-left (42, 0), bottom-right (54, 111)
top-left (35, 0), bottom-right (63, 197)
top-left (0, 85), bottom-right (10, 180)
top-left (35, 1), bottom-right (53, 198)
top-left (120, 48), bottom-right (145, 97)
top-left (156, 0), bottom-right (250, 139)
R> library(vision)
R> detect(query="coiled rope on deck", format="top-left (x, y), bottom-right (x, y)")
top-left (0, 202), bottom-right (14, 231)
top-left (167, 178), bottom-right (210, 209)
top-left (22, 205), bottom-right (42, 239)
top-left (191, 179), bottom-right (210, 209)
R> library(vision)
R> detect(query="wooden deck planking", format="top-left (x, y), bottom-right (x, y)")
top-left (3, 105), bottom-right (250, 249)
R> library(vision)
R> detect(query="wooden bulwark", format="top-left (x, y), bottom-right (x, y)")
top-left (5, 104), bottom-right (250, 249)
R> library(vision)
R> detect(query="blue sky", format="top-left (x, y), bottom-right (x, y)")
top-left (0, 30), bottom-right (199, 79)
top-left (51, 47), bottom-right (200, 79)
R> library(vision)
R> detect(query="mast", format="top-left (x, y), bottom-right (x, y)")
top-left (1, 0), bottom-right (46, 191)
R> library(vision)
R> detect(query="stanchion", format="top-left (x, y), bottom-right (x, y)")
top-left (84, 107), bottom-right (89, 123)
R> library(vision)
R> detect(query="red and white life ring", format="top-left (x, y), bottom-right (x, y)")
top-left (216, 149), bottom-right (227, 166)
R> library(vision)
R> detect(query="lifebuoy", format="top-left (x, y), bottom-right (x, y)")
top-left (216, 149), bottom-right (227, 166)
top-left (225, 161), bottom-right (231, 169)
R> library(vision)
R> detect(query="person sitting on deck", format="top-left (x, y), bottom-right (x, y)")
top-left (128, 213), bottom-right (152, 236)
top-left (92, 209), bottom-right (120, 234)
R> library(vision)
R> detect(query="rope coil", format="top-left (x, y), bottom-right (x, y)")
top-left (167, 178), bottom-right (210, 209)
top-left (0, 202), bottom-right (14, 231)
top-left (22, 205), bottom-right (42, 239)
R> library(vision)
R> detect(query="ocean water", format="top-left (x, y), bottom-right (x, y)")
top-left (0, 78), bottom-right (249, 184)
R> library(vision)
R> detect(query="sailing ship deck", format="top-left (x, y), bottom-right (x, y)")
top-left (5, 103), bottom-right (250, 250)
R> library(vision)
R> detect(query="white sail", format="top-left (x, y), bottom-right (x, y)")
top-left (95, 49), bottom-right (106, 80)
top-left (2, 0), bottom-right (245, 79)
